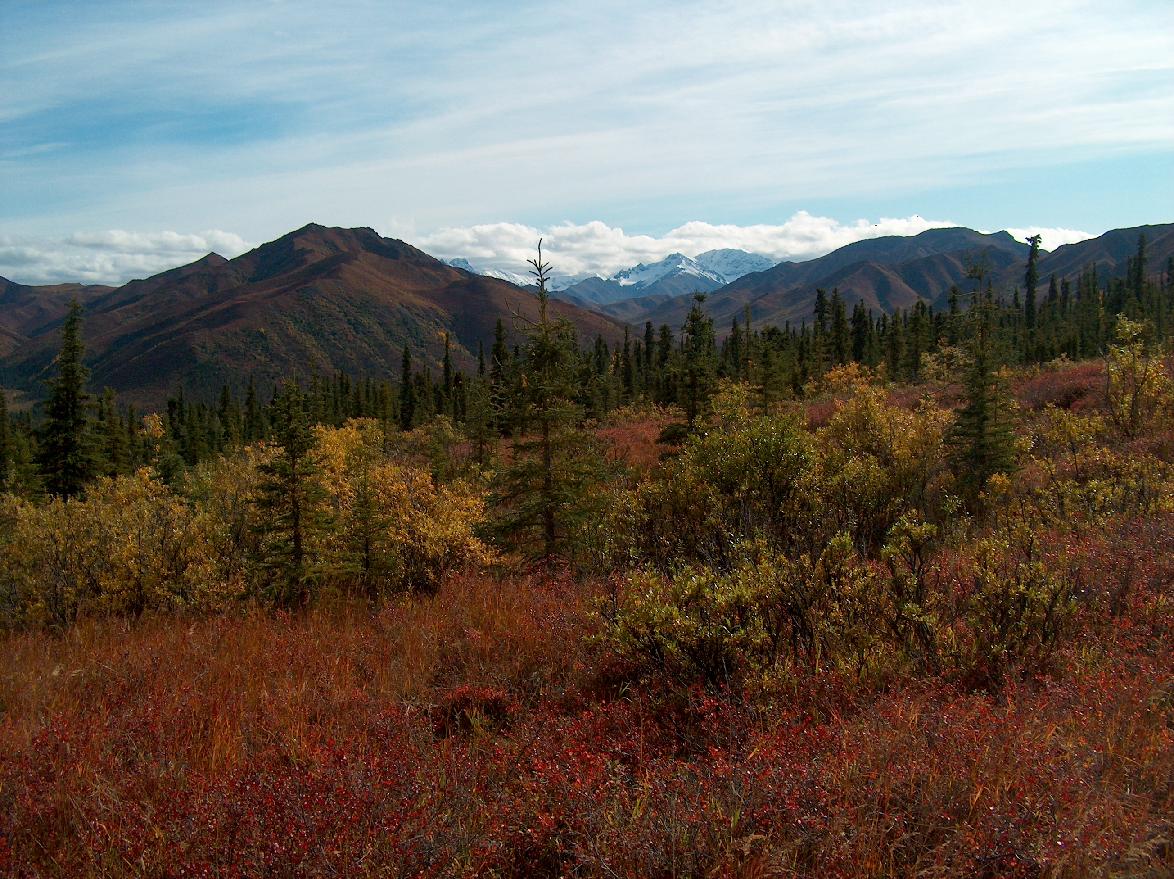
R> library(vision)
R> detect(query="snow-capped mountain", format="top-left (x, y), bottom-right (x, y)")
top-left (446, 258), bottom-right (535, 288)
top-left (445, 249), bottom-right (776, 305)
top-left (562, 249), bottom-right (776, 304)
top-left (444, 257), bottom-right (588, 290)
top-left (612, 253), bottom-right (724, 288)
top-left (694, 249), bottom-right (775, 281)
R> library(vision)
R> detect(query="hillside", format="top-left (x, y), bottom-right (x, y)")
top-left (600, 224), bottom-right (1174, 331)
top-left (0, 277), bottom-right (113, 358)
top-left (1036, 222), bottom-right (1174, 281)
top-left (0, 224), bottom-right (624, 405)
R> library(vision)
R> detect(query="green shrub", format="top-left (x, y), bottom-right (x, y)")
top-left (603, 535), bottom-right (878, 686)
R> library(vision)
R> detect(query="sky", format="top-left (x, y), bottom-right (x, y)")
top-left (2, 0), bottom-right (1172, 285)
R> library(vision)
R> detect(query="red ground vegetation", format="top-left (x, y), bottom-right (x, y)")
top-left (1016, 361), bottom-right (1107, 412)
top-left (2, 517), bottom-right (1170, 878)
top-left (596, 410), bottom-right (678, 469)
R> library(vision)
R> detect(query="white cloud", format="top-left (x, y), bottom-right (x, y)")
top-left (408, 212), bottom-right (962, 278)
top-left (0, 215), bottom-right (1104, 287)
top-left (0, 230), bottom-right (252, 285)
top-left (1005, 227), bottom-right (1097, 252)
top-left (64, 229), bottom-right (252, 257)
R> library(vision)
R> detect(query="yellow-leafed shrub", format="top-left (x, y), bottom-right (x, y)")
top-left (0, 470), bottom-right (233, 627)
top-left (315, 420), bottom-right (493, 594)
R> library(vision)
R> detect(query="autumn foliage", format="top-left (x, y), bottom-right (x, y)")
top-left (1, 357), bottom-right (1172, 877)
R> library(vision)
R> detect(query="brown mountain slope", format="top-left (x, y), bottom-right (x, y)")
top-left (598, 224), bottom-right (1174, 332)
top-left (0, 277), bottom-right (114, 358)
top-left (1032, 223), bottom-right (1174, 282)
top-left (605, 228), bottom-right (1027, 331)
top-left (2, 224), bottom-right (625, 406)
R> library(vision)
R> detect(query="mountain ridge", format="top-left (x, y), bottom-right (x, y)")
top-left (0, 224), bottom-right (625, 406)
top-left (596, 224), bottom-right (1174, 331)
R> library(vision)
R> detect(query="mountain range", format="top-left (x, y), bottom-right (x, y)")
top-left (449, 249), bottom-right (776, 304)
top-left (597, 224), bottom-right (1174, 331)
top-left (0, 224), bottom-right (623, 406)
top-left (2, 220), bottom-right (1171, 408)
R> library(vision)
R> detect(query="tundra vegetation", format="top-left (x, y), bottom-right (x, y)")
top-left (0, 241), bottom-right (1172, 877)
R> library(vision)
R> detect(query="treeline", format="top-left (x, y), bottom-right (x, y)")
top-left (3, 235), bottom-right (1171, 497)
top-left (0, 236), bottom-right (1172, 630)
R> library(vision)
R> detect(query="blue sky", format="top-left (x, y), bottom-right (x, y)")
top-left (2, 0), bottom-right (1172, 283)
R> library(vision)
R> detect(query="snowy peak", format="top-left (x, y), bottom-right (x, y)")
top-left (694, 249), bottom-right (776, 282)
top-left (445, 258), bottom-right (535, 288)
top-left (609, 249), bottom-right (776, 289)
top-left (444, 248), bottom-right (777, 304)
top-left (612, 253), bottom-right (724, 288)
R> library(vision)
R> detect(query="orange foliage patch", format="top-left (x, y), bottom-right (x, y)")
top-left (596, 415), bottom-right (676, 469)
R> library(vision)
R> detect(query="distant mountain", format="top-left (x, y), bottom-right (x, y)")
top-left (443, 258), bottom-right (592, 291)
top-left (1034, 223), bottom-right (1174, 282)
top-left (0, 224), bottom-right (624, 406)
top-left (7, 221), bottom-right (1170, 405)
top-left (600, 227), bottom-right (1030, 331)
top-left (552, 249), bottom-right (776, 306)
top-left (445, 249), bottom-right (777, 306)
top-left (445, 258), bottom-right (536, 289)
top-left (598, 222), bottom-right (1174, 333)
top-left (0, 277), bottom-right (114, 358)
top-left (695, 249), bottom-right (776, 280)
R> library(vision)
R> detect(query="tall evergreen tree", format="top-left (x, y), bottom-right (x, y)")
top-left (850, 302), bottom-right (870, 364)
top-left (38, 299), bottom-right (97, 498)
top-left (829, 289), bottom-right (849, 366)
top-left (254, 384), bottom-right (326, 606)
top-left (490, 318), bottom-right (509, 386)
top-left (493, 240), bottom-right (605, 559)
top-left (463, 374), bottom-right (496, 469)
top-left (1131, 233), bottom-right (1147, 303)
top-left (1024, 234), bottom-right (1042, 333)
top-left (951, 288), bottom-right (1016, 505)
top-left (0, 388), bottom-right (10, 491)
top-left (399, 345), bottom-right (416, 431)
top-left (680, 293), bottom-right (717, 426)
top-left (97, 387), bottom-right (129, 477)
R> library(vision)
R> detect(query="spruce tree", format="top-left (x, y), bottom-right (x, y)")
top-left (850, 302), bottom-right (870, 363)
top-left (254, 384), bottom-right (326, 606)
top-left (680, 293), bottom-right (717, 426)
top-left (492, 240), bottom-right (605, 559)
top-left (97, 387), bottom-right (128, 477)
top-left (1131, 233), bottom-right (1147, 303)
top-left (399, 345), bottom-right (416, 431)
top-left (463, 374), bottom-right (496, 469)
top-left (951, 287), bottom-right (1016, 505)
top-left (38, 299), bottom-right (97, 498)
top-left (621, 327), bottom-right (634, 401)
top-left (829, 289), bottom-right (849, 366)
top-left (1024, 234), bottom-right (1041, 333)
top-left (0, 388), bottom-right (10, 491)
top-left (490, 318), bottom-right (509, 387)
